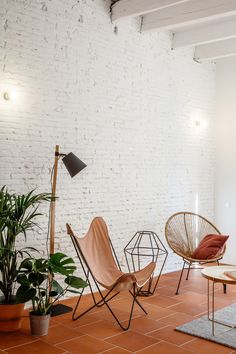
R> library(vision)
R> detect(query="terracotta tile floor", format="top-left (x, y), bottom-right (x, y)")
top-left (1, 267), bottom-right (236, 354)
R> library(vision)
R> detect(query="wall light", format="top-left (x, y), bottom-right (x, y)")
top-left (195, 119), bottom-right (208, 128)
top-left (191, 110), bottom-right (209, 130)
top-left (3, 90), bottom-right (18, 101)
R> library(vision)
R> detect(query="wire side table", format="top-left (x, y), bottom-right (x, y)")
top-left (124, 231), bottom-right (168, 296)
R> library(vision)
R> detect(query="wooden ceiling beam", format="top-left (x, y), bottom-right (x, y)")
top-left (173, 17), bottom-right (236, 48)
top-left (142, 0), bottom-right (236, 32)
top-left (194, 38), bottom-right (236, 61)
top-left (111, 0), bottom-right (188, 21)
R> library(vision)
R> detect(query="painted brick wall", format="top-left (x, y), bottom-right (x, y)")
top-left (0, 0), bottom-right (216, 292)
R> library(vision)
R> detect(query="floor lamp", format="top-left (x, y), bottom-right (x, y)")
top-left (50, 145), bottom-right (87, 316)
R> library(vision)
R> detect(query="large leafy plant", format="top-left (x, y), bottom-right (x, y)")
top-left (0, 187), bottom-right (51, 304)
top-left (16, 252), bottom-right (88, 315)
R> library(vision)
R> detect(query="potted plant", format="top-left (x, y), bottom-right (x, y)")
top-left (16, 252), bottom-right (87, 336)
top-left (0, 187), bottom-right (51, 332)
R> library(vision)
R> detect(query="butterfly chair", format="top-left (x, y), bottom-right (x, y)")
top-left (165, 212), bottom-right (227, 295)
top-left (66, 217), bottom-right (156, 330)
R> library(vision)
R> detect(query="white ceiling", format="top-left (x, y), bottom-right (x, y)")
top-left (111, 0), bottom-right (236, 62)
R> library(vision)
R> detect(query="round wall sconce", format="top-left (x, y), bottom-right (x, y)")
top-left (3, 90), bottom-right (18, 101)
top-left (3, 92), bottom-right (10, 100)
top-left (192, 110), bottom-right (208, 130)
top-left (195, 119), bottom-right (208, 128)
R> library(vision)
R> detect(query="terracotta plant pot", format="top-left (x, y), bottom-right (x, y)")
top-left (0, 303), bottom-right (25, 332)
top-left (29, 312), bottom-right (51, 336)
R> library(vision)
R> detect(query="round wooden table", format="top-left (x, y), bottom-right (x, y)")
top-left (201, 265), bottom-right (236, 335)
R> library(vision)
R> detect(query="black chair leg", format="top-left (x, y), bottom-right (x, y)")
top-left (217, 261), bottom-right (227, 294)
top-left (186, 263), bottom-right (191, 280)
top-left (103, 284), bottom-right (137, 331)
top-left (176, 261), bottom-right (186, 295)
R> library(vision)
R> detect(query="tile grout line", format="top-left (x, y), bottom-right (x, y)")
top-left (1, 339), bottom-right (38, 351)
top-left (134, 339), bottom-right (164, 353)
top-left (54, 334), bottom-right (88, 348)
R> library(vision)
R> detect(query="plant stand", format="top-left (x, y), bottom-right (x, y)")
top-left (124, 231), bottom-right (168, 296)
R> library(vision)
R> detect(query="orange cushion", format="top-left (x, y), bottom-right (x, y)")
top-left (191, 234), bottom-right (229, 260)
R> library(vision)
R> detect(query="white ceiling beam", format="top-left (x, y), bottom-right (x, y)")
top-left (173, 17), bottom-right (236, 48)
top-left (142, 0), bottom-right (236, 32)
top-left (194, 38), bottom-right (236, 62)
top-left (111, 0), bottom-right (188, 22)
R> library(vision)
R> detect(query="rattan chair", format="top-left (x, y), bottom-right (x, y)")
top-left (165, 212), bottom-right (226, 295)
top-left (66, 217), bottom-right (156, 330)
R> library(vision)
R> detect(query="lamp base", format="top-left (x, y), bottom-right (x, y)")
top-left (51, 304), bottom-right (72, 317)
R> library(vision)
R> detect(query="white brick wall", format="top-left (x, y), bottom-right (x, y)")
top-left (0, 0), bottom-right (216, 293)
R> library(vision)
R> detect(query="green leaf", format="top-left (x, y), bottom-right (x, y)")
top-left (49, 291), bottom-right (58, 297)
top-left (16, 274), bottom-right (30, 286)
top-left (49, 253), bottom-right (76, 276)
top-left (28, 273), bottom-right (38, 284)
top-left (34, 258), bottom-right (47, 272)
top-left (66, 289), bottom-right (81, 294)
top-left (19, 258), bottom-right (33, 271)
top-left (28, 272), bottom-right (46, 286)
top-left (65, 276), bottom-right (88, 290)
top-left (52, 280), bottom-right (63, 295)
top-left (16, 286), bottom-right (36, 303)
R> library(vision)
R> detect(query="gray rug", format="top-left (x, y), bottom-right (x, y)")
top-left (176, 303), bottom-right (236, 349)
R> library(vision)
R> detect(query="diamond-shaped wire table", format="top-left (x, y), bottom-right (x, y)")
top-left (124, 231), bottom-right (168, 296)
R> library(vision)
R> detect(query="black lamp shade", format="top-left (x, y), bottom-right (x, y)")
top-left (62, 152), bottom-right (87, 178)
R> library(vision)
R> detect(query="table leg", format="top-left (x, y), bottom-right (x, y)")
top-left (208, 280), bottom-right (215, 336)
top-left (207, 280), bottom-right (210, 320)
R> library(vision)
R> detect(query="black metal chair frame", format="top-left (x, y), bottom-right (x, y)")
top-left (175, 258), bottom-right (226, 295)
top-left (68, 227), bottom-right (148, 331)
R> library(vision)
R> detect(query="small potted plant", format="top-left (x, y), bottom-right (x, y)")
top-left (0, 187), bottom-right (51, 332)
top-left (16, 252), bottom-right (88, 336)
